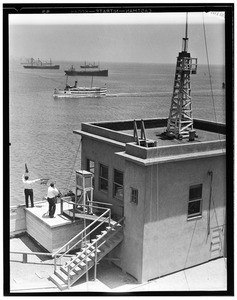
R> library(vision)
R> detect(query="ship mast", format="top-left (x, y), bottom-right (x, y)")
top-left (166, 13), bottom-right (198, 140)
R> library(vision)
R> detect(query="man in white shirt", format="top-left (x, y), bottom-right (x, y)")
top-left (22, 174), bottom-right (42, 208)
top-left (47, 182), bottom-right (60, 218)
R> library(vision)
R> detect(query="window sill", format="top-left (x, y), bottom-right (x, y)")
top-left (187, 215), bottom-right (202, 221)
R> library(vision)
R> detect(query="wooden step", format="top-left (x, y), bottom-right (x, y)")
top-left (60, 265), bottom-right (78, 277)
top-left (76, 252), bottom-right (92, 262)
top-left (68, 261), bottom-right (82, 273)
top-left (49, 273), bottom-right (68, 290)
top-left (82, 248), bottom-right (102, 258)
top-left (82, 245), bottom-right (102, 253)
top-left (74, 258), bottom-right (87, 268)
top-left (55, 269), bottom-right (70, 284)
top-left (106, 226), bottom-right (116, 231)
top-left (101, 230), bottom-right (108, 235)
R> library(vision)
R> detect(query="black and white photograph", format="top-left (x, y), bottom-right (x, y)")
top-left (4, 3), bottom-right (233, 296)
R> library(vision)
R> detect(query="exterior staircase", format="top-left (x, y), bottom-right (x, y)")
top-left (49, 207), bottom-right (124, 290)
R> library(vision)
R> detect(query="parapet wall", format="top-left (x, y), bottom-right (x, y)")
top-left (125, 140), bottom-right (226, 159)
top-left (75, 118), bottom-right (226, 163)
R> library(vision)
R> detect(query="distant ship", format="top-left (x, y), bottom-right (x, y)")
top-left (23, 58), bottom-right (60, 69)
top-left (65, 65), bottom-right (108, 77)
top-left (54, 63), bottom-right (108, 98)
top-left (53, 80), bottom-right (107, 98)
top-left (80, 61), bottom-right (99, 69)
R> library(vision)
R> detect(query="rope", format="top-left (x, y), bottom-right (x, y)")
top-left (202, 13), bottom-right (224, 144)
top-left (66, 140), bottom-right (81, 190)
top-left (203, 13), bottom-right (226, 268)
top-left (37, 74), bottom-right (65, 84)
top-left (183, 219), bottom-right (197, 290)
top-left (207, 171), bottom-right (213, 237)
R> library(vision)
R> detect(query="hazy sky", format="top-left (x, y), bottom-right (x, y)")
top-left (9, 12), bottom-right (225, 65)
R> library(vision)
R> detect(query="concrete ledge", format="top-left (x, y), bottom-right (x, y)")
top-left (74, 129), bottom-right (126, 148)
top-left (116, 148), bottom-right (226, 166)
top-left (125, 139), bottom-right (226, 159)
top-left (80, 123), bottom-right (134, 144)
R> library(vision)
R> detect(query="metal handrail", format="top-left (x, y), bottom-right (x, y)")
top-left (60, 197), bottom-right (111, 219)
top-left (69, 216), bottom-right (124, 271)
top-left (52, 203), bottom-right (112, 273)
top-left (87, 200), bottom-right (113, 206)
top-left (10, 250), bottom-right (53, 257)
top-left (55, 214), bottom-right (111, 264)
top-left (68, 216), bottom-right (125, 287)
top-left (53, 206), bottom-right (110, 258)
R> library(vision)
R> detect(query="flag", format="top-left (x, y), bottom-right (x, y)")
top-left (25, 163), bottom-right (29, 173)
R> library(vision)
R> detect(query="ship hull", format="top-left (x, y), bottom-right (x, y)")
top-left (53, 87), bottom-right (107, 98)
top-left (24, 65), bottom-right (60, 69)
top-left (80, 65), bottom-right (99, 69)
top-left (65, 69), bottom-right (108, 76)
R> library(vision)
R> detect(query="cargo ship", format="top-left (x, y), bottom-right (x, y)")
top-left (23, 58), bottom-right (60, 69)
top-left (65, 65), bottom-right (108, 77)
top-left (80, 61), bottom-right (99, 68)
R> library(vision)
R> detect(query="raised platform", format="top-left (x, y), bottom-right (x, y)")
top-left (25, 201), bottom-right (85, 253)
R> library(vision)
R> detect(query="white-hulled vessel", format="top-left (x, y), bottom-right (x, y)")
top-left (53, 80), bottom-right (107, 98)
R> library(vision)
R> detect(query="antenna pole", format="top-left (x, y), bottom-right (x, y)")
top-left (185, 12), bottom-right (188, 39)
top-left (166, 12), bottom-right (198, 140)
top-left (183, 12), bottom-right (189, 52)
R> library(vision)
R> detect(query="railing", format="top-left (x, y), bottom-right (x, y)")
top-left (60, 197), bottom-right (112, 222)
top-left (52, 201), bottom-right (112, 271)
top-left (66, 216), bottom-right (125, 288)
top-left (10, 250), bottom-right (74, 264)
top-left (177, 58), bottom-right (197, 74)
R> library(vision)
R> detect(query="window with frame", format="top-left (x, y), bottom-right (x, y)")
top-left (113, 169), bottom-right (124, 200)
top-left (130, 188), bottom-right (138, 204)
top-left (99, 164), bottom-right (108, 193)
top-left (86, 159), bottom-right (95, 187)
top-left (188, 184), bottom-right (203, 218)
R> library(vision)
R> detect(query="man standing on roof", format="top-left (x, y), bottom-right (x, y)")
top-left (46, 182), bottom-right (60, 218)
top-left (22, 174), bottom-right (42, 208)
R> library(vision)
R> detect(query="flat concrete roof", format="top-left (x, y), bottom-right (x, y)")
top-left (74, 118), bottom-right (226, 165)
top-left (121, 126), bottom-right (226, 147)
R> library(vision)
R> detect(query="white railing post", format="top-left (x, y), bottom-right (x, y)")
top-left (94, 241), bottom-right (98, 281)
top-left (54, 256), bottom-right (57, 272)
top-left (109, 209), bottom-right (111, 227)
top-left (86, 251), bottom-right (89, 282)
top-left (67, 264), bottom-right (70, 289)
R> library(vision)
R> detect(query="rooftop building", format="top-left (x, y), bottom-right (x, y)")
top-left (73, 116), bottom-right (226, 283)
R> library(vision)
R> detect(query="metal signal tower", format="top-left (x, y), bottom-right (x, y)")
top-left (166, 13), bottom-right (198, 139)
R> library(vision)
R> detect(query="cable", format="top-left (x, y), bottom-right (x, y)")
top-left (202, 13), bottom-right (225, 146)
top-left (66, 140), bottom-right (81, 190)
top-left (203, 13), bottom-right (226, 269)
top-left (37, 74), bottom-right (66, 84)
top-left (183, 219), bottom-right (197, 291)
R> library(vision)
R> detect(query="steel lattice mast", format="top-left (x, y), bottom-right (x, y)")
top-left (166, 13), bottom-right (198, 139)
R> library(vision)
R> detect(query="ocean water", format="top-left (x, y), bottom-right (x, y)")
top-left (9, 60), bottom-right (225, 206)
